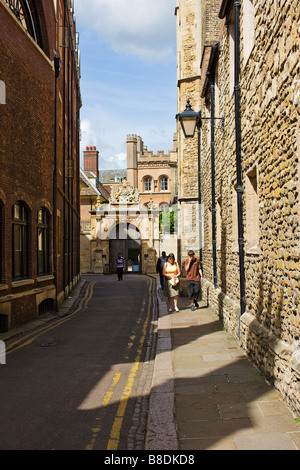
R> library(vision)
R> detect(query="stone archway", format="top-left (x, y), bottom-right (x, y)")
top-left (109, 223), bottom-right (142, 274)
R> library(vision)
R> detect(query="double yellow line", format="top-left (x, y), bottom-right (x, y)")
top-left (6, 282), bottom-right (96, 355)
top-left (106, 277), bottom-right (153, 450)
top-left (5, 277), bottom-right (153, 451)
top-left (85, 277), bottom-right (153, 451)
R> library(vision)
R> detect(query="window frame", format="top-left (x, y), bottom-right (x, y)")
top-left (37, 207), bottom-right (51, 276)
top-left (4, 0), bottom-right (43, 48)
top-left (144, 177), bottom-right (152, 192)
top-left (12, 201), bottom-right (30, 280)
top-left (160, 176), bottom-right (169, 192)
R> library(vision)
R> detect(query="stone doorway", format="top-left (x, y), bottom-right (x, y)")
top-left (109, 223), bottom-right (142, 274)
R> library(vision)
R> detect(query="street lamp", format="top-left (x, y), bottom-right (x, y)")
top-left (178, 99), bottom-right (225, 290)
top-left (178, 99), bottom-right (200, 138)
top-left (178, 100), bottom-right (203, 273)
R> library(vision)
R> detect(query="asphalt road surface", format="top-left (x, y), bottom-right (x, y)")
top-left (0, 275), bottom-right (155, 450)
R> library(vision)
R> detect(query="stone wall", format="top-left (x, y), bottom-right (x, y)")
top-left (177, 0), bottom-right (300, 414)
top-left (200, 0), bottom-right (300, 413)
top-left (176, 0), bottom-right (203, 270)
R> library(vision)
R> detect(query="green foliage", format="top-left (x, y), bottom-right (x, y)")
top-left (159, 205), bottom-right (178, 234)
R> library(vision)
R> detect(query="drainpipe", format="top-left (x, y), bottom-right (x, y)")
top-left (208, 70), bottom-right (218, 290)
top-left (197, 113), bottom-right (203, 271)
top-left (201, 44), bottom-right (221, 289)
top-left (234, 0), bottom-right (246, 341)
top-left (219, 0), bottom-right (246, 341)
top-left (54, 55), bottom-right (61, 311)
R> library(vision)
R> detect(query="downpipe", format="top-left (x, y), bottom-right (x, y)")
top-left (234, 0), bottom-right (246, 343)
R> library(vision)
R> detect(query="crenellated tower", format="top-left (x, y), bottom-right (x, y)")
top-left (126, 134), bottom-right (138, 188)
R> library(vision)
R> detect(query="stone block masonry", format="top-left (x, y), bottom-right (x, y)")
top-left (176, 0), bottom-right (300, 414)
top-left (204, 0), bottom-right (300, 414)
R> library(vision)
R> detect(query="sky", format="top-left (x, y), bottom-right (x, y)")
top-left (75, 0), bottom-right (178, 170)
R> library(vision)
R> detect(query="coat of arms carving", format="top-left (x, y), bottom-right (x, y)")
top-left (110, 180), bottom-right (140, 204)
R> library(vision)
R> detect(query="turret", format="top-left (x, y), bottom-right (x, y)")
top-left (126, 134), bottom-right (138, 188)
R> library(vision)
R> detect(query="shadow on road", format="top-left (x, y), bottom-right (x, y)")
top-left (0, 275), bottom-right (299, 451)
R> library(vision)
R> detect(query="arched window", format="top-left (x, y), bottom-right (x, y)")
top-left (12, 201), bottom-right (29, 280)
top-left (160, 176), bottom-right (168, 191)
top-left (5, 0), bottom-right (43, 49)
top-left (144, 177), bottom-right (152, 192)
top-left (37, 208), bottom-right (50, 275)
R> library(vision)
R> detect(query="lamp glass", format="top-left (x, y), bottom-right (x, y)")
top-left (180, 117), bottom-right (197, 138)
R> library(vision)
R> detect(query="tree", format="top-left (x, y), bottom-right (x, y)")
top-left (159, 205), bottom-right (178, 234)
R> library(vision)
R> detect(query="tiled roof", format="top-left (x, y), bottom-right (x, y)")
top-left (80, 169), bottom-right (109, 201)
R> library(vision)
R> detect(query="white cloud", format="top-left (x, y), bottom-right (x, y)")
top-left (76, 0), bottom-right (177, 170)
top-left (75, 0), bottom-right (176, 63)
top-left (80, 111), bottom-right (176, 171)
top-left (113, 152), bottom-right (127, 164)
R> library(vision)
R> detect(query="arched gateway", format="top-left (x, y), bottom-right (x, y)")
top-left (92, 180), bottom-right (159, 275)
top-left (109, 223), bottom-right (142, 273)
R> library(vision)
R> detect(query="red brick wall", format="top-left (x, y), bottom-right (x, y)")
top-left (0, 4), bottom-right (55, 289)
top-left (12, 295), bottom-right (37, 326)
top-left (0, 1), bottom-right (81, 329)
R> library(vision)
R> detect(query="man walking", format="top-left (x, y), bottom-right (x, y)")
top-left (156, 251), bottom-right (167, 288)
top-left (115, 253), bottom-right (125, 281)
top-left (185, 250), bottom-right (203, 310)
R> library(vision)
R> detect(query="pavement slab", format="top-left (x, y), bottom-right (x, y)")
top-left (145, 277), bottom-right (300, 451)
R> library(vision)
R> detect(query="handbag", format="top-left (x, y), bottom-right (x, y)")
top-left (170, 277), bottom-right (179, 286)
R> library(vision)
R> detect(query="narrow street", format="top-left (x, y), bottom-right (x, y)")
top-left (0, 275), bottom-right (156, 450)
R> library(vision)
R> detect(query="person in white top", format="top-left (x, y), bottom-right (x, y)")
top-left (162, 253), bottom-right (181, 312)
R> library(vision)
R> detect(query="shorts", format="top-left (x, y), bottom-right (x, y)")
top-left (187, 280), bottom-right (200, 300)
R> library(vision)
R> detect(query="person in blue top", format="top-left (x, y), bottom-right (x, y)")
top-left (115, 253), bottom-right (125, 281)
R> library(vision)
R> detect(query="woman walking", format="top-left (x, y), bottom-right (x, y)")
top-left (162, 253), bottom-right (181, 312)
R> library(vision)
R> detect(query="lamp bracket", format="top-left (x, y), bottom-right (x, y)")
top-left (198, 116), bottom-right (225, 131)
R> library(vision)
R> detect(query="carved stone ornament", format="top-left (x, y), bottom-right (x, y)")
top-left (110, 180), bottom-right (140, 204)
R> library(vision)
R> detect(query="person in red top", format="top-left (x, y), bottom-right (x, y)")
top-left (185, 250), bottom-right (203, 311)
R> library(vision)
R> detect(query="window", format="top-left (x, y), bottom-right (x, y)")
top-left (37, 208), bottom-right (50, 275)
top-left (231, 184), bottom-right (238, 249)
top-left (0, 81), bottom-right (6, 105)
top-left (205, 99), bottom-right (211, 149)
top-left (5, 0), bottom-right (43, 48)
top-left (246, 167), bottom-right (260, 252)
top-left (215, 67), bottom-right (220, 118)
top-left (12, 202), bottom-right (29, 280)
top-left (160, 177), bottom-right (168, 191)
top-left (144, 177), bottom-right (152, 192)
top-left (207, 207), bottom-right (212, 247)
top-left (216, 198), bottom-right (222, 250)
top-left (57, 210), bottom-right (61, 256)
